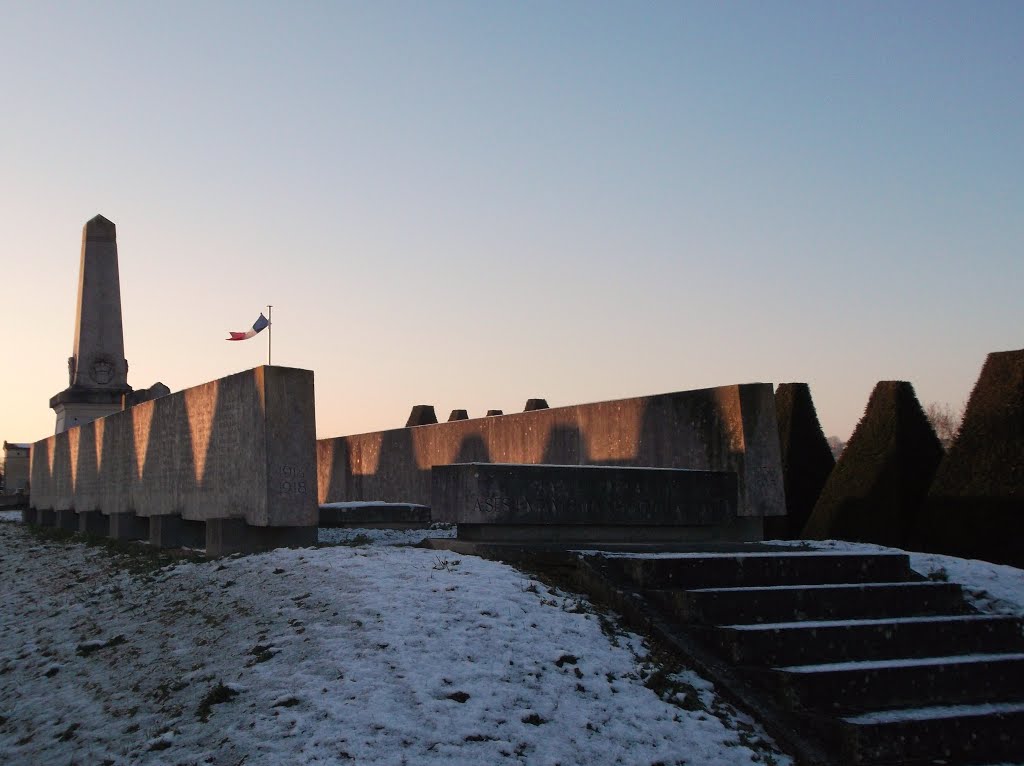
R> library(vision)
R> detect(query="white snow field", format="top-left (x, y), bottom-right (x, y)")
top-left (0, 514), bottom-right (791, 766)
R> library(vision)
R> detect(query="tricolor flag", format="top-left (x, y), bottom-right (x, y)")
top-left (227, 313), bottom-right (269, 341)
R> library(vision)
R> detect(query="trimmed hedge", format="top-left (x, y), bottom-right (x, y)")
top-left (764, 383), bottom-right (835, 539)
top-left (914, 349), bottom-right (1024, 566)
top-left (802, 381), bottom-right (943, 547)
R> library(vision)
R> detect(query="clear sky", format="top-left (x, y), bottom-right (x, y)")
top-left (2, 1), bottom-right (1021, 444)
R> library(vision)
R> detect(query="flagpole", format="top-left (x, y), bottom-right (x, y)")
top-left (267, 305), bottom-right (273, 366)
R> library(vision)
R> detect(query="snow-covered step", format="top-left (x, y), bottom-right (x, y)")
top-left (766, 652), bottom-right (1024, 714)
top-left (657, 580), bottom-right (971, 625)
top-left (707, 613), bottom-right (1024, 666)
top-left (598, 551), bottom-right (915, 589)
top-left (836, 701), bottom-right (1024, 765)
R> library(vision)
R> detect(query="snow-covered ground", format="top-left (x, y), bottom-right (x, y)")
top-left (0, 514), bottom-right (791, 765)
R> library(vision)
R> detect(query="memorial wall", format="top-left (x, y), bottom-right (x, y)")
top-left (318, 382), bottom-right (785, 521)
top-left (31, 366), bottom-right (317, 528)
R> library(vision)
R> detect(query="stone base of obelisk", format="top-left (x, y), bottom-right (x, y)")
top-left (50, 387), bottom-right (131, 433)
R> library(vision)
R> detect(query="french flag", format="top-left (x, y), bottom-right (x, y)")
top-left (227, 313), bottom-right (269, 341)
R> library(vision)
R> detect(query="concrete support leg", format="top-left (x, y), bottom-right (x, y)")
top-left (149, 515), bottom-right (206, 549)
top-left (21, 508), bottom-right (35, 524)
top-left (79, 511), bottom-right (110, 537)
top-left (37, 509), bottom-right (56, 527)
top-left (109, 512), bottom-right (149, 541)
top-left (54, 509), bottom-right (79, 531)
top-left (206, 518), bottom-right (317, 557)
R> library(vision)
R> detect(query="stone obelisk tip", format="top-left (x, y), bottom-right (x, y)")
top-left (84, 214), bottom-right (116, 242)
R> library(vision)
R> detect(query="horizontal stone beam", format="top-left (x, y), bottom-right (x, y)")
top-left (432, 463), bottom-right (740, 543)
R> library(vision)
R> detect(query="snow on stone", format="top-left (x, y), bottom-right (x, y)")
top-left (765, 538), bottom-right (1024, 618)
top-left (843, 700), bottom-right (1024, 724)
top-left (0, 517), bottom-right (789, 765)
top-left (778, 652), bottom-right (1024, 674)
top-left (317, 524), bottom-right (456, 547)
top-left (723, 614), bottom-right (1011, 631)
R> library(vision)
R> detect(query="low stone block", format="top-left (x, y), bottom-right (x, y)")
top-left (109, 512), bottom-right (149, 541)
top-left (55, 509), bottom-right (79, 531)
top-left (432, 463), bottom-right (738, 542)
top-left (149, 515), bottom-right (205, 549)
top-left (205, 518), bottom-right (317, 556)
top-left (79, 510), bottom-right (109, 537)
top-left (319, 502), bottom-right (431, 528)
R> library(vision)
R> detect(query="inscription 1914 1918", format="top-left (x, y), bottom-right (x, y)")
top-left (280, 465), bottom-right (307, 495)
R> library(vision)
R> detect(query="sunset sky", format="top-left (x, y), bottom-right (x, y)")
top-left (2, 1), bottom-right (1021, 444)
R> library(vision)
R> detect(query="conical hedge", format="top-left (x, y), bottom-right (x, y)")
top-left (802, 381), bottom-right (944, 547)
top-left (914, 349), bottom-right (1024, 566)
top-left (764, 383), bottom-right (835, 539)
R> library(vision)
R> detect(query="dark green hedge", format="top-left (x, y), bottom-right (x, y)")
top-left (914, 349), bottom-right (1024, 566)
top-left (802, 381), bottom-right (943, 547)
top-left (764, 383), bottom-right (835, 539)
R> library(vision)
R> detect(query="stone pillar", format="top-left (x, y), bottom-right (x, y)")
top-left (50, 215), bottom-right (133, 433)
top-left (78, 510), bottom-right (110, 537)
top-left (447, 409), bottom-right (469, 421)
top-left (54, 509), bottom-right (78, 531)
top-left (109, 512), bottom-right (149, 541)
top-left (523, 399), bottom-right (549, 412)
top-left (486, 409), bottom-right (503, 417)
top-left (149, 515), bottom-right (205, 549)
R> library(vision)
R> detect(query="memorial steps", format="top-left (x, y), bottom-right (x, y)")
top-left (578, 548), bottom-right (1024, 765)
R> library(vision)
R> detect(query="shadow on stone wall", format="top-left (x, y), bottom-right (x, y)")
top-left (317, 385), bottom-right (778, 519)
top-left (764, 383), bottom-right (835, 539)
top-left (802, 381), bottom-right (943, 547)
top-left (913, 349), bottom-right (1024, 567)
top-left (31, 367), bottom-right (315, 527)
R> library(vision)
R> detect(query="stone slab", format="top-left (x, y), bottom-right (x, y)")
top-left (432, 463), bottom-right (738, 542)
top-left (318, 502), bottom-right (431, 528)
top-left (205, 518), bottom-right (317, 556)
top-left (319, 383), bottom-right (784, 521)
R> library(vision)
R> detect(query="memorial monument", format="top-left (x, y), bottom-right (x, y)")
top-left (50, 215), bottom-right (133, 433)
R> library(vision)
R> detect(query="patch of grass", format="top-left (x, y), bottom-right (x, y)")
top-left (196, 682), bottom-right (239, 722)
top-left (249, 645), bottom-right (275, 664)
top-left (521, 712), bottom-right (546, 726)
top-left (56, 723), bottom-right (79, 742)
top-left (446, 691), bottom-right (470, 703)
top-left (26, 523), bottom-right (204, 577)
top-left (554, 654), bottom-right (578, 668)
top-left (927, 567), bottom-right (950, 582)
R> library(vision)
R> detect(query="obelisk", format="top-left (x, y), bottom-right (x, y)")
top-left (50, 214), bottom-right (133, 433)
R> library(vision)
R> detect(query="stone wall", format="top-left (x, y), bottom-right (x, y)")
top-left (30, 366), bottom-right (317, 527)
top-left (318, 383), bottom-right (785, 520)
